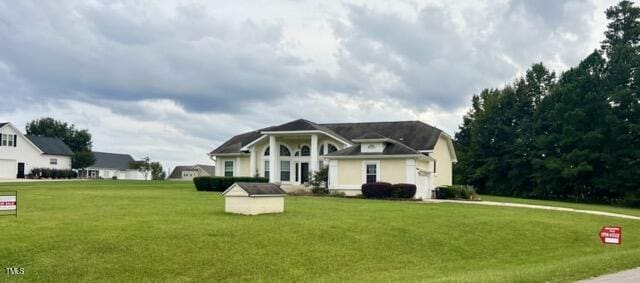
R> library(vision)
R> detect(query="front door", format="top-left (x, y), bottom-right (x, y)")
top-left (17, 162), bottom-right (25, 178)
top-left (301, 162), bottom-right (309, 183)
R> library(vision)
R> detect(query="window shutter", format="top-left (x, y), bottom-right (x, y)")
top-left (13, 135), bottom-right (17, 147)
top-left (0, 134), bottom-right (2, 146)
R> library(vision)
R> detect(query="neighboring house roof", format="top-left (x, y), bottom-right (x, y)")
top-left (89, 152), bottom-right (135, 170)
top-left (197, 164), bottom-right (216, 175)
top-left (222, 182), bottom-right (286, 196)
top-left (168, 166), bottom-right (194, 179)
top-left (168, 164), bottom-right (216, 178)
top-left (25, 135), bottom-right (74, 156)
top-left (210, 119), bottom-right (444, 155)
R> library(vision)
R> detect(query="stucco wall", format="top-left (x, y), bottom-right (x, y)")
top-left (336, 159), bottom-right (361, 185)
top-left (335, 158), bottom-right (409, 186)
top-left (225, 196), bottom-right (285, 215)
top-left (380, 159), bottom-right (407, 184)
top-left (431, 135), bottom-right (453, 187)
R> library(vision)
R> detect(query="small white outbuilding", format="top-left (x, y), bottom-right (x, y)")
top-left (222, 183), bottom-right (287, 215)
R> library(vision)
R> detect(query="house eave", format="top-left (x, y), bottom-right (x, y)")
top-left (321, 154), bottom-right (434, 161)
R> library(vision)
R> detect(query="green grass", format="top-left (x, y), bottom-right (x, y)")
top-left (481, 195), bottom-right (640, 217)
top-left (1, 181), bottom-right (639, 282)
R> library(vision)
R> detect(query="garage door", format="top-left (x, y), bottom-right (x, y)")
top-left (0, 159), bottom-right (17, 179)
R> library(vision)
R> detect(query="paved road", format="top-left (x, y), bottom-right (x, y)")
top-left (422, 199), bottom-right (640, 220)
top-left (578, 267), bottom-right (640, 282)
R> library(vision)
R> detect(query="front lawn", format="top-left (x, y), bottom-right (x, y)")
top-left (481, 195), bottom-right (640, 217)
top-left (1, 181), bottom-right (639, 282)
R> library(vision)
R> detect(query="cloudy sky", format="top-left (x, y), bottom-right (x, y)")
top-left (0, 0), bottom-right (623, 170)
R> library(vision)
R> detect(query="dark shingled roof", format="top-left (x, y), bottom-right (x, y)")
top-left (89, 152), bottom-right (135, 170)
top-left (0, 122), bottom-right (7, 128)
top-left (210, 120), bottom-right (443, 155)
top-left (322, 121), bottom-right (442, 151)
top-left (224, 182), bottom-right (286, 196)
top-left (211, 130), bottom-right (263, 154)
top-left (325, 139), bottom-right (422, 157)
top-left (353, 132), bottom-right (388, 140)
top-left (25, 135), bottom-right (74, 156)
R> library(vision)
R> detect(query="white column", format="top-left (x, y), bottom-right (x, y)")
top-left (310, 134), bottom-right (319, 173)
top-left (249, 148), bottom-right (256, 177)
top-left (269, 135), bottom-right (278, 183)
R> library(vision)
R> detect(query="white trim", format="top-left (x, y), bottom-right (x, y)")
top-left (405, 159), bottom-right (416, 184)
top-left (235, 156), bottom-right (240, 176)
top-left (240, 135), bottom-right (268, 151)
top-left (328, 159), bottom-right (338, 188)
top-left (362, 160), bottom-right (380, 184)
top-left (260, 130), bottom-right (353, 147)
top-left (321, 154), bottom-right (434, 161)
top-left (210, 153), bottom-right (248, 157)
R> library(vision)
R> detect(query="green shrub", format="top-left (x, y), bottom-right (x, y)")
top-left (193, 176), bottom-right (269, 192)
top-left (30, 168), bottom-right (77, 179)
top-left (436, 185), bottom-right (478, 200)
top-left (311, 186), bottom-right (329, 195)
top-left (390, 183), bottom-right (417, 199)
top-left (361, 182), bottom-right (392, 199)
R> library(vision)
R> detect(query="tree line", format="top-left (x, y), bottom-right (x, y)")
top-left (454, 1), bottom-right (640, 206)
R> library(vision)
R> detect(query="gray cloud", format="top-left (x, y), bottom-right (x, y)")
top-left (0, 0), bottom-right (619, 167)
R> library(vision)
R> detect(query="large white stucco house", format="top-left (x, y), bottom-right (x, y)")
top-left (0, 122), bottom-right (73, 179)
top-left (209, 119), bottom-right (457, 198)
top-left (79, 152), bottom-right (147, 180)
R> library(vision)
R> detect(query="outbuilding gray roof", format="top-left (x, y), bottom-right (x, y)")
top-left (224, 182), bottom-right (286, 196)
top-left (89, 152), bottom-right (136, 170)
top-left (25, 135), bottom-right (74, 156)
top-left (210, 119), bottom-right (443, 155)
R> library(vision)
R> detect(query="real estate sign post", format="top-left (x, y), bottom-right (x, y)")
top-left (599, 226), bottom-right (621, 245)
top-left (0, 191), bottom-right (17, 217)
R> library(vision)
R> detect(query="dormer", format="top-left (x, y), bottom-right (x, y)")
top-left (352, 133), bottom-right (392, 154)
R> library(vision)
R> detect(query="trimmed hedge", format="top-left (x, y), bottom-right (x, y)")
top-left (193, 176), bottom-right (269, 192)
top-left (435, 185), bottom-right (478, 200)
top-left (390, 183), bottom-right (417, 199)
top-left (361, 182), bottom-right (392, 199)
top-left (29, 168), bottom-right (78, 179)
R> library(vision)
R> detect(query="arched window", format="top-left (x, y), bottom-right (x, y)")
top-left (280, 145), bottom-right (291, 156)
top-left (264, 147), bottom-right (270, 156)
top-left (320, 143), bottom-right (338, 155)
top-left (300, 145), bottom-right (310, 156)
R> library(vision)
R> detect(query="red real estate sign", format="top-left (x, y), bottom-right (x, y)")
top-left (599, 226), bottom-right (622, 245)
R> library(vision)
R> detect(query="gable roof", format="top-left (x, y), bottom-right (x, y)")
top-left (168, 164), bottom-right (216, 178)
top-left (196, 164), bottom-right (216, 175)
top-left (25, 135), bottom-right (74, 156)
top-left (0, 122), bottom-right (7, 128)
top-left (322, 121), bottom-right (442, 151)
top-left (325, 138), bottom-right (424, 157)
top-left (222, 182), bottom-right (286, 196)
top-left (89, 152), bottom-right (135, 170)
top-left (210, 120), bottom-right (444, 155)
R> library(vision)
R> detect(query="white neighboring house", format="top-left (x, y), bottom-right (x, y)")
top-left (168, 164), bottom-right (215, 180)
top-left (80, 152), bottom-right (148, 180)
top-left (0, 122), bottom-right (73, 179)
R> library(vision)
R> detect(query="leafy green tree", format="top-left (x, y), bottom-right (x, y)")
top-left (129, 157), bottom-right (166, 180)
top-left (26, 117), bottom-right (95, 169)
